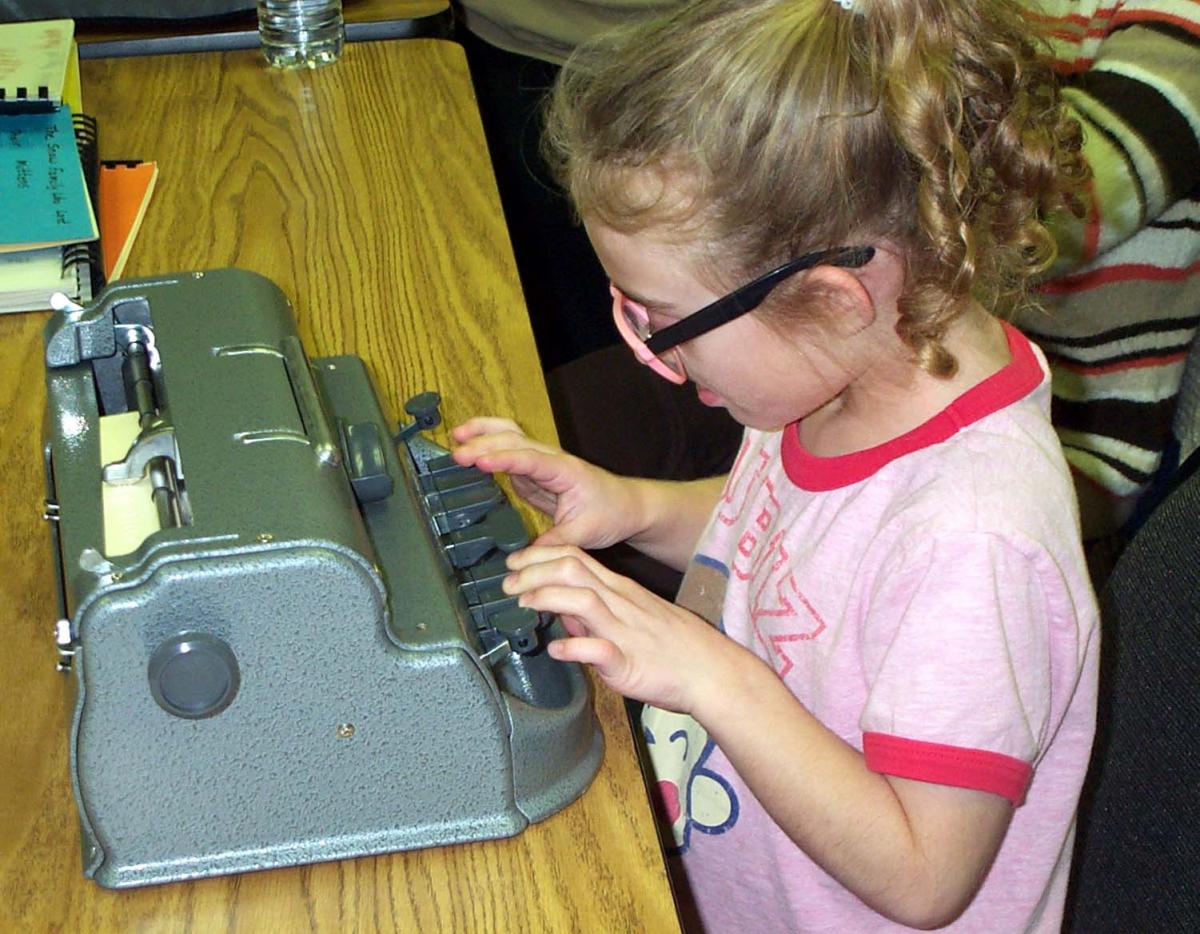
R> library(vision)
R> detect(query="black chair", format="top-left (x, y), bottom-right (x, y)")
top-left (1064, 341), bottom-right (1200, 932)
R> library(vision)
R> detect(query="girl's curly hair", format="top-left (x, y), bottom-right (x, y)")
top-left (544, 0), bottom-right (1087, 376)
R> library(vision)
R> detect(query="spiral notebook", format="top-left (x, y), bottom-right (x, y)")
top-left (0, 110), bottom-right (102, 313)
top-left (99, 160), bottom-right (158, 282)
top-left (0, 19), bottom-right (76, 113)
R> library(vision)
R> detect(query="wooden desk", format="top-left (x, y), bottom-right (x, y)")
top-left (0, 39), bottom-right (679, 933)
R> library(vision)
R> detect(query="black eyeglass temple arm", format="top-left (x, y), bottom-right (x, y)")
top-left (645, 245), bottom-right (875, 354)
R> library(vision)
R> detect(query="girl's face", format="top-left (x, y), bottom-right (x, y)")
top-left (585, 218), bottom-right (853, 431)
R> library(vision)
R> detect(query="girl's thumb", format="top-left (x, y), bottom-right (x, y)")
top-left (532, 526), bottom-right (567, 547)
top-left (533, 519), bottom-right (589, 548)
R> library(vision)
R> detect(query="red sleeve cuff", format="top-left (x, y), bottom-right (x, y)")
top-left (862, 732), bottom-right (1032, 806)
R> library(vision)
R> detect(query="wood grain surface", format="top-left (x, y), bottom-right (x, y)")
top-left (0, 39), bottom-right (679, 934)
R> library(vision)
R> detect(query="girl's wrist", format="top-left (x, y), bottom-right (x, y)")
top-left (622, 476), bottom-right (722, 558)
top-left (620, 476), bottom-right (664, 546)
top-left (684, 628), bottom-right (773, 727)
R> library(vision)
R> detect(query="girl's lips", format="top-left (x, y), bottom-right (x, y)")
top-left (696, 385), bottom-right (722, 406)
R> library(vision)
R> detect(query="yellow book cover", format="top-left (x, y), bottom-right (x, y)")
top-left (62, 40), bottom-right (83, 113)
top-left (0, 19), bottom-right (75, 111)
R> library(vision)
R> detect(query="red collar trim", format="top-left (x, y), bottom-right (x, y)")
top-left (782, 322), bottom-right (1043, 491)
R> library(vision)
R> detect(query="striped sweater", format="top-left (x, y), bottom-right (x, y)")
top-left (1014, 0), bottom-right (1200, 532)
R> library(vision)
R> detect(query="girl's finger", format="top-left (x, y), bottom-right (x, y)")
top-left (454, 429), bottom-right (546, 457)
top-left (530, 527), bottom-right (568, 547)
top-left (547, 636), bottom-right (626, 679)
top-left (516, 583), bottom-right (622, 639)
top-left (453, 439), bottom-right (572, 484)
top-left (529, 519), bottom-right (604, 549)
top-left (506, 544), bottom-right (592, 571)
top-left (508, 546), bottom-right (649, 606)
top-left (471, 448), bottom-right (578, 491)
top-left (450, 417), bottom-right (522, 442)
top-left (451, 434), bottom-right (529, 466)
top-left (505, 551), bottom-right (612, 599)
top-left (557, 614), bottom-right (590, 638)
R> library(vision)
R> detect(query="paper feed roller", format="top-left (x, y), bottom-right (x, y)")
top-left (41, 268), bottom-right (603, 888)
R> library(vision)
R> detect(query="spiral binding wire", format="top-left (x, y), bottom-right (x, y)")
top-left (70, 112), bottom-right (105, 299)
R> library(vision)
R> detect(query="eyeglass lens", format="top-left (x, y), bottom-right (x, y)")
top-left (617, 294), bottom-right (686, 379)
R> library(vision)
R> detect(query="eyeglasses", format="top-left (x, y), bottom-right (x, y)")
top-left (611, 245), bottom-right (875, 384)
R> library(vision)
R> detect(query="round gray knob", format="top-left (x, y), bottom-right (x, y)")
top-left (148, 633), bottom-right (240, 719)
top-left (404, 391), bottom-right (442, 430)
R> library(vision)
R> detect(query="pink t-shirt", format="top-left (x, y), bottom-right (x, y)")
top-left (642, 324), bottom-right (1100, 932)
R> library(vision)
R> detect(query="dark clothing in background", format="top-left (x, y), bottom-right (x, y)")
top-left (459, 27), bottom-right (615, 373)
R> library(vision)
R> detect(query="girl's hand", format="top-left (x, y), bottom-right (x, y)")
top-left (451, 417), bottom-right (644, 550)
top-left (503, 544), bottom-right (740, 713)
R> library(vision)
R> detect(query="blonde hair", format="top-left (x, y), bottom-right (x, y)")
top-left (543, 0), bottom-right (1087, 375)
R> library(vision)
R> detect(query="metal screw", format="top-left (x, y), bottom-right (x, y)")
top-left (256, 533), bottom-right (274, 543)
top-left (336, 723), bottom-right (355, 739)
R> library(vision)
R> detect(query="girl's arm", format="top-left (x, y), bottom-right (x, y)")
top-left (698, 648), bottom-right (1011, 929)
top-left (507, 546), bottom-right (1012, 929)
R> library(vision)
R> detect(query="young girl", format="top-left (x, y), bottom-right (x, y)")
top-left (453, 1), bottom-right (1098, 929)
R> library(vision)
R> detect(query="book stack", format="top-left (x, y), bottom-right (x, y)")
top-left (0, 19), bottom-right (157, 314)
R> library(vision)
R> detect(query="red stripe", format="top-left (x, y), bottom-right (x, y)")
top-left (863, 733), bottom-right (1032, 806)
top-left (1111, 10), bottom-right (1200, 38)
top-left (1052, 58), bottom-right (1097, 76)
top-left (1039, 259), bottom-right (1200, 294)
top-left (1024, 7), bottom-right (1121, 28)
top-left (1038, 8), bottom-right (1200, 50)
top-left (1052, 349), bottom-right (1189, 376)
top-left (1030, 4), bottom-right (1200, 38)
top-left (1046, 27), bottom-right (1111, 44)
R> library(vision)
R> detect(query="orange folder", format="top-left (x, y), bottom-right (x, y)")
top-left (98, 160), bottom-right (158, 282)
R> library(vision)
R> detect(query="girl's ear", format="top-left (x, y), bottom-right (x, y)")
top-left (803, 265), bottom-right (877, 336)
top-left (804, 244), bottom-right (904, 337)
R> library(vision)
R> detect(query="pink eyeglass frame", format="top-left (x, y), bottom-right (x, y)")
top-left (610, 284), bottom-right (688, 384)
